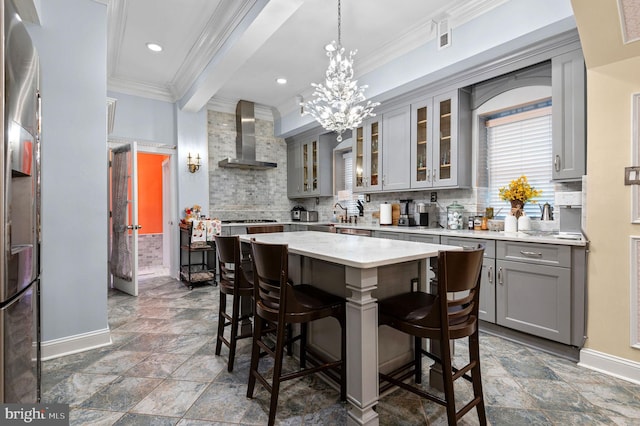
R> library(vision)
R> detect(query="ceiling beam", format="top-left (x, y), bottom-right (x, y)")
top-left (178, 0), bottom-right (304, 112)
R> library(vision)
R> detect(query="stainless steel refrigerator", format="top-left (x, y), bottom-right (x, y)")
top-left (1, 0), bottom-right (41, 403)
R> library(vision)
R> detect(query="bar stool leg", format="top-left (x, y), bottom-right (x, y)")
top-left (215, 292), bottom-right (226, 356)
top-left (228, 291), bottom-right (241, 372)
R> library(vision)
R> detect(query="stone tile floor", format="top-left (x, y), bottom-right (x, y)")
top-left (41, 274), bottom-right (640, 425)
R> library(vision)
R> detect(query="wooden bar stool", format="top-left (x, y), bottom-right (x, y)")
top-left (246, 239), bottom-right (346, 426)
top-left (214, 235), bottom-right (254, 372)
top-left (378, 246), bottom-right (487, 426)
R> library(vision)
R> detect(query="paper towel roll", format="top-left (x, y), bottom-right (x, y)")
top-left (380, 204), bottom-right (392, 225)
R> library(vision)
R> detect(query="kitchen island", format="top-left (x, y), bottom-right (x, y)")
top-left (238, 231), bottom-right (459, 426)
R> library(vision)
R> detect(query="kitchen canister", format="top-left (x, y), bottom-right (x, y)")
top-left (380, 203), bottom-right (392, 225)
top-left (446, 201), bottom-right (465, 230)
top-left (504, 214), bottom-right (518, 233)
top-left (517, 212), bottom-right (531, 231)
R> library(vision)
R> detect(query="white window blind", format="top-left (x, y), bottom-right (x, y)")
top-left (486, 107), bottom-right (554, 218)
top-left (340, 151), bottom-right (362, 215)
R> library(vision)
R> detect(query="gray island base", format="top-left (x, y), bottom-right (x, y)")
top-left (239, 231), bottom-right (458, 425)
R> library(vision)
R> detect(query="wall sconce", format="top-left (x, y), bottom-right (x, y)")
top-left (187, 152), bottom-right (201, 173)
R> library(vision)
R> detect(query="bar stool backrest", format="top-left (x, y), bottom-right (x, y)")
top-left (434, 246), bottom-right (484, 339)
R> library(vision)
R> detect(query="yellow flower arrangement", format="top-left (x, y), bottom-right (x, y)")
top-left (498, 175), bottom-right (542, 204)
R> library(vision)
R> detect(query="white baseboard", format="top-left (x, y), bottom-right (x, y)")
top-left (579, 348), bottom-right (640, 385)
top-left (41, 328), bottom-right (112, 361)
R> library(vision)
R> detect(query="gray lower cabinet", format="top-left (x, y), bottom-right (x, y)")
top-left (495, 241), bottom-right (572, 344)
top-left (406, 234), bottom-right (440, 244)
top-left (372, 230), bottom-right (406, 240)
top-left (440, 236), bottom-right (496, 323)
top-left (337, 228), bottom-right (585, 347)
top-left (496, 259), bottom-right (571, 343)
top-left (480, 257), bottom-right (496, 323)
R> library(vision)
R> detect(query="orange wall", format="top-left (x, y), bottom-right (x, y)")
top-left (138, 153), bottom-right (168, 234)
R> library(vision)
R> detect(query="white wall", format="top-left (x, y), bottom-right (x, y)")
top-left (26, 0), bottom-right (109, 354)
top-left (176, 106), bottom-right (208, 217)
top-left (107, 91), bottom-right (175, 145)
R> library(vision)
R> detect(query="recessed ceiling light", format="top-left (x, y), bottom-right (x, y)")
top-left (276, 77), bottom-right (287, 85)
top-left (146, 42), bottom-right (163, 52)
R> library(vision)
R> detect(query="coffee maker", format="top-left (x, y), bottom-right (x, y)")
top-left (398, 199), bottom-right (416, 226)
top-left (415, 202), bottom-right (429, 226)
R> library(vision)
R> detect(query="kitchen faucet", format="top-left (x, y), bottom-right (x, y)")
top-left (334, 202), bottom-right (348, 222)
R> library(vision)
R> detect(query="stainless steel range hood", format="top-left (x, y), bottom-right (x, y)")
top-left (218, 100), bottom-right (277, 169)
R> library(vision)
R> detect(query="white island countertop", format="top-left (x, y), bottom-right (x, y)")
top-left (238, 231), bottom-right (460, 269)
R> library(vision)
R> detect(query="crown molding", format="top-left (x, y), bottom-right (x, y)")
top-left (357, 0), bottom-right (508, 77)
top-left (108, 76), bottom-right (176, 103)
top-left (170, 0), bottom-right (259, 101)
top-left (107, 0), bottom-right (128, 78)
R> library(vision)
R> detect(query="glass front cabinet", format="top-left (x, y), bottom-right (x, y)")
top-left (411, 89), bottom-right (471, 189)
top-left (353, 118), bottom-right (381, 192)
top-left (287, 132), bottom-right (339, 198)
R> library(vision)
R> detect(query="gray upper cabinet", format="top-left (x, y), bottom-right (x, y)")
top-left (552, 49), bottom-right (586, 181)
top-left (353, 118), bottom-right (382, 193)
top-left (287, 132), bottom-right (338, 198)
top-left (381, 105), bottom-right (411, 191)
top-left (287, 141), bottom-right (303, 197)
top-left (433, 89), bottom-right (472, 188)
top-left (413, 89), bottom-right (471, 189)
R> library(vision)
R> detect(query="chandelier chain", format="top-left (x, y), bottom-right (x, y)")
top-left (301, 0), bottom-right (379, 142)
top-left (337, 0), bottom-right (341, 46)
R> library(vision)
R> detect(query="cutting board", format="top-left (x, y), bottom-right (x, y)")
top-left (392, 203), bottom-right (400, 225)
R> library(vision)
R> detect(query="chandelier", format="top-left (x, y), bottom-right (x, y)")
top-left (302, 0), bottom-right (379, 142)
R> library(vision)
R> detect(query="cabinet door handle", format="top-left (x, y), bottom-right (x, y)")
top-left (488, 265), bottom-right (493, 284)
top-left (498, 267), bottom-right (503, 285)
top-left (555, 155), bottom-right (561, 172)
top-left (433, 168), bottom-right (437, 182)
top-left (520, 250), bottom-right (543, 257)
top-left (427, 169), bottom-right (431, 182)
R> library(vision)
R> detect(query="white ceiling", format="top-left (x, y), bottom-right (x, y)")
top-left (104, 0), bottom-right (509, 114)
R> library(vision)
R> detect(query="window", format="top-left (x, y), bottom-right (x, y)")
top-left (484, 99), bottom-right (554, 217)
top-left (337, 151), bottom-right (363, 215)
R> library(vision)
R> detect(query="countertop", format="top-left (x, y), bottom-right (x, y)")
top-left (238, 231), bottom-right (460, 269)
top-left (222, 221), bottom-right (588, 247)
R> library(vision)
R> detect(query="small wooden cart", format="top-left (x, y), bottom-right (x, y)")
top-left (179, 222), bottom-right (217, 289)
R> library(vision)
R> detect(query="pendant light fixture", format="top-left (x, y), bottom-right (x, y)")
top-left (302, 0), bottom-right (379, 142)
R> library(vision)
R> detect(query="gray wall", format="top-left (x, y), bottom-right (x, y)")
top-left (27, 0), bottom-right (108, 344)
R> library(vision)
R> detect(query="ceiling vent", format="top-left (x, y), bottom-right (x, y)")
top-left (218, 100), bottom-right (277, 170)
top-left (438, 18), bottom-right (451, 50)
